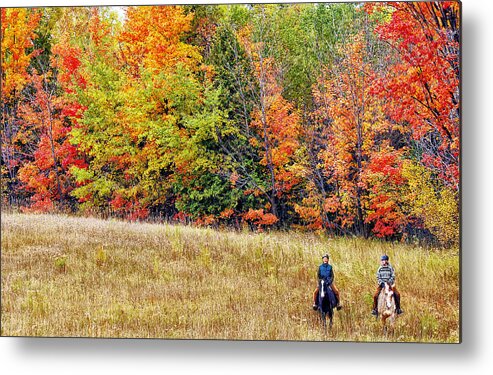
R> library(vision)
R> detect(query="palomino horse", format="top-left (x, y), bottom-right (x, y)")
top-left (377, 282), bottom-right (397, 333)
top-left (317, 278), bottom-right (336, 332)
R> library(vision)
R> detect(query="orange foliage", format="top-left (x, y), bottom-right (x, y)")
top-left (220, 208), bottom-right (234, 219)
top-left (312, 32), bottom-right (406, 237)
top-left (243, 208), bottom-right (278, 228)
top-left (17, 72), bottom-right (87, 211)
top-left (119, 6), bottom-right (201, 75)
top-left (1, 8), bottom-right (41, 98)
top-left (239, 25), bottom-right (302, 204)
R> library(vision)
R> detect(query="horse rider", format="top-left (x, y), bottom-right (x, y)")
top-left (372, 254), bottom-right (403, 315)
top-left (312, 253), bottom-right (342, 311)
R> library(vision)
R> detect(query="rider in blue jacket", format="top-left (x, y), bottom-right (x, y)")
top-left (312, 253), bottom-right (342, 311)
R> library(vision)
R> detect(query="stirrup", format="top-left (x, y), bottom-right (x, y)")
top-left (312, 304), bottom-right (318, 311)
top-left (371, 309), bottom-right (378, 316)
top-left (336, 304), bottom-right (342, 311)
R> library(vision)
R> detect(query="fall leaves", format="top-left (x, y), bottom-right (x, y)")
top-left (1, 8), bottom-right (41, 98)
top-left (1, 3), bottom-right (460, 246)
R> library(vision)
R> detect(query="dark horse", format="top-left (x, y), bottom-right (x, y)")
top-left (317, 278), bottom-right (337, 331)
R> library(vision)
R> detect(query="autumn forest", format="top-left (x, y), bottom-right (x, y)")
top-left (1, 2), bottom-right (460, 246)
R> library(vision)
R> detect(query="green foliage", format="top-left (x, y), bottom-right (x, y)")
top-left (54, 255), bottom-right (67, 273)
top-left (175, 172), bottom-right (238, 219)
top-left (95, 246), bottom-right (107, 266)
top-left (267, 3), bottom-right (362, 106)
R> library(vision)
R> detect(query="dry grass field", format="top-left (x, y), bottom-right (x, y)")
top-left (1, 212), bottom-right (460, 342)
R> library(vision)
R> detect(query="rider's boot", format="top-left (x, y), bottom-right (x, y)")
top-left (312, 289), bottom-right (319, 310)
top-left (394, 294), bottom-right (403, 314)
top-left (333, 291), bottom-right (343, 310)
top-left (371, 296), bottom-right (378, 316)
top-left (335, 299), bottom-right (343, 311)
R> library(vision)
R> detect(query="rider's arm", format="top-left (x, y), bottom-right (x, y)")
top-left (389, 265), bottom-right (396, 285)
top-left (376, 266), bottom-right (384, 286)
top-left (328, 266), bottom-right (334, 285)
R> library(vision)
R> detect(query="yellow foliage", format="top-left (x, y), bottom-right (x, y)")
top-left (401, 161), bottom-right (459, 247)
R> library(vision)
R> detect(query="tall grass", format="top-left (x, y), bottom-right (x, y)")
top-left (1, 213), bottom-right (459, 342)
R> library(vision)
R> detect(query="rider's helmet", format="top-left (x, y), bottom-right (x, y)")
top-left (322, 253), bottom-right (329, 259)
top-left (381, 254), bottom-right (389, 261)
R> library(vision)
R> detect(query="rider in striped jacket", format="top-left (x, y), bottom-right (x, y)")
top-left (372, 255), bottom-right (403, 315)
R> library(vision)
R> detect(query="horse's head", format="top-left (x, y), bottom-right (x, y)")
top-left (317, 278), bottom-right (335, 327)
top-left (319, 279), bottom-right (326, 298)
top-left (384, 282), bottom-right (394, 309)
top-left (377, 282), bottom-right (396, 327)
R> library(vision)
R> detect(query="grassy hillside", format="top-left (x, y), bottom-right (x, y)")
top-left (1, 213), bottom-right (460, 342)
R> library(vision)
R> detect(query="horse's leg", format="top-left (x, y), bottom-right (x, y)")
top-left (329, 309), bottom-right (333, 329)
top-left (321, 312), bottom-right (327, 334)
